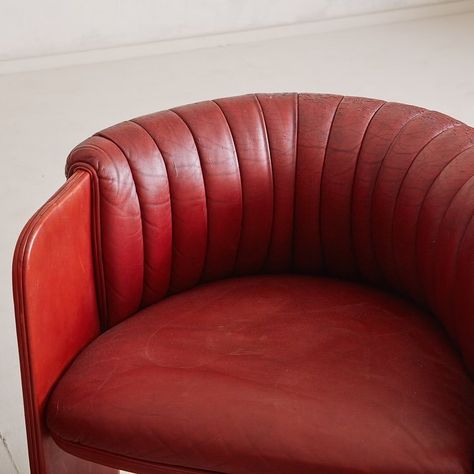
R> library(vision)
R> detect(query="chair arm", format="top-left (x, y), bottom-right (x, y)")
top-left (12, 170), bottom-right (115, 473)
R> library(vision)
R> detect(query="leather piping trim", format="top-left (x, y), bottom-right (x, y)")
top-left (67, 160), bottom-right (108, 330)
top-left (12, 171), bottom-right (91, 473)
top-left (51, 432), bottom-right (223, 474)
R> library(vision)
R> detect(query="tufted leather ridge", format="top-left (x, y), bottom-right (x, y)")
top-left (66, 93), bottom-right (474, 371)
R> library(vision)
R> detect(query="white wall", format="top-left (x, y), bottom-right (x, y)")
top-left (0, 0), bottom-right (451, 60)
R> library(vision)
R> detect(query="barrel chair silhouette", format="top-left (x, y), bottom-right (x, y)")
top-left (13, 93), bottom-right (474, 473)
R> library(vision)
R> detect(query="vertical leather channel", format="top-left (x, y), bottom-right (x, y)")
top-left (293, 93), bottom-right (343, 274)
top-left (370, 111), bottom-right (461, 293)
top-left (213, 95), bottom-right (273, 275)
top-left (95, 122), bottom-right (173, 308)
top-left (255, 93), bottom-right (298, 273)
top-left (132, 111), bottom-right (208, 296)
top-left (67, 138), bottom-right (144, 326)
top-left (170, 101), bottom-right (243, 283)
top-left (320, 96), bottom-right (386, 278)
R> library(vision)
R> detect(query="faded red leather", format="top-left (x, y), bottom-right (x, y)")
top-left (65, 94), bottom-right (474, 372)
top-left (14, 93), bottom-right (474, 473)
top-left (48, 276), bottom-right (474, 474)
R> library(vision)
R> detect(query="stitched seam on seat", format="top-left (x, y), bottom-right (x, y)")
top-left (129, 119), bottom-right (174, 299)
top-left (211, 99), bottom-right (244, 275)
top-left (389, 122), bottom-right (461, 290)
top-left (95, 132), bottom-right (146, 313)
top-left (169, 108), bottom-right (209, 284)
top-left (319, 95), bottom-right (345, 272)
top-left (369, 109), bottom-right (427, 282)
top-left (255, 94), bottom-right (275, 272)
top-left (350, 100), bottom-right (387, 276)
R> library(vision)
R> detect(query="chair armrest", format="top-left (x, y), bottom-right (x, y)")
top-left (12, 170), bottom-right (113, 473)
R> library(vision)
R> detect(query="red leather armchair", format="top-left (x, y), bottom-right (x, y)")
top-left (13, 93), bottom-right (474, 474)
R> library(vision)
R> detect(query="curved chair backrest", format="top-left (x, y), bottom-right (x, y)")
top-left (67, 93), bottom-right (474, 370)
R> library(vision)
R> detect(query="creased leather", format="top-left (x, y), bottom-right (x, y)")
top-left (65, 94), bottom-right (474, 376)
top-left (24, 93), bottom-right (474, 473)
top-left (48, 276), bottom-right (474, 474)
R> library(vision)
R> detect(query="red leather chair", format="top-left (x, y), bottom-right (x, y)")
top-left (13, 93), bottom-right (474, 474)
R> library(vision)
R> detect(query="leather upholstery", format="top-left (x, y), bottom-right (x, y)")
top-left (13, 93), bottom-right (474, 473)
top-left (66, 93), bottom-right (474, 374)
top-left (12, 171), bottom-right (118, 473)
top-left (48, 275), bottom-right (474, 474)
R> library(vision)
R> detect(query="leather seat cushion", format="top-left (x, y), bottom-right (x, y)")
top-left (47, 275), bottom-right (474, 474)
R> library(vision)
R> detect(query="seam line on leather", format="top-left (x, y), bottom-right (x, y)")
top-left (67, 148), bottom-right (110, 328)
top-left (51, 431), bottom-right (224, 474)
top-left (129, 118), bottom-right (174, 298)
top-left (446, 183), bottom-right (474, 339)
top-left (318, 95), bottom-right (345, 273)
top-left (414, 141), bottom-right (474, 303)
top-left (291, 93), bottom-right (299, 271)
top-left (350, 100), bottom-right (387, 277)
top-left (13, 173), bottom-right (86, 472)
top-left (426, 170), bottom-right (474, 315)
top-left (72, 142), bottom-right (141, 322)
top-left (169, 108), bottom-right (209, 285)
top-left (95, 132), bottom-right (146, 315)
top-left (211, 99), bottom-right (244, 275)
top-left (122, 121), bottom-right (173, 305)
top-left (254, 93), bottom-right (276, 272)
top-left (389, 122), bottom-right (461, 291)
top-left (409, 131), bottom-right (472, 302)
top-left (368, 108), bottom-right (427, 283)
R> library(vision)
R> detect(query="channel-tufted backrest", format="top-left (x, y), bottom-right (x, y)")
top-left (66, 93), bottom-right (474, 369)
